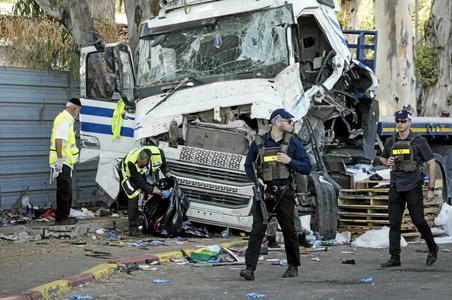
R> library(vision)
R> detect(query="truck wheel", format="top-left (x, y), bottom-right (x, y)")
top-left (310, 172), bottom-right (338, 240)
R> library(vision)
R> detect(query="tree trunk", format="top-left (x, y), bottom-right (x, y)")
top-left (91, 0), bottom-right (115, 20)
top-left (374, 0), bottom-right (416, 116)
top-left (340, 0), bottom-right (359, 29)
top-left (418, 0), bottom-right (452, 117)
top-left (124, 0), bottom-right (153, 61)
top-left (35, 0), bottom-right (112, 99)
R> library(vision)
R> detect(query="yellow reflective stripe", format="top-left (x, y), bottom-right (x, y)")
top-left (392, 149), bottom-right (410, 155)
top-left (264, 155), bottom-right (278, 162)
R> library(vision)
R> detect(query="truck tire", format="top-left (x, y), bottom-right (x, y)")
top-left (311, 172), bottom-right (338, 239)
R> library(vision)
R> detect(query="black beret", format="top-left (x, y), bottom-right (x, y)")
top-left (68, 98), bottom-right (81, 106)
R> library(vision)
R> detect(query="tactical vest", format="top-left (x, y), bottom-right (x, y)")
top-left (120, 146), bottom-right (163, 199)
top-left (390, 132), bottom-right (423, 172)
top-left (49, 112), bottom-right (79, 165)
top-left (255, 133), bottom-right (291, 181)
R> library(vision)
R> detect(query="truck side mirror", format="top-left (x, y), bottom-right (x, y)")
top-left (84, 32), bottom-right (105, 51)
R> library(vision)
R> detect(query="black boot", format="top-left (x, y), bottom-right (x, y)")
top-left (298, 233), bottom-right (312, 248)
top-left (381, 257), bottom-right (401, 268)
top-left (129, 226), bottom-right (144, 237)
top-left (426, 245), bottom-right (439, 265)
top-left (282, 264), bottom-right (298, 278)
top-left (239, 265), bottom-right (255, 280)
top-left (267, 236), bottom-right (279, 248)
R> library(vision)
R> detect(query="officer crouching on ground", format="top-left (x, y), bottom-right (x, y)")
top-left (240, 108), bottom-right (312, 280)
top-left (380, 109), bottom-right (439, 267)
top-left (119, 146), bottom-right (174, 237)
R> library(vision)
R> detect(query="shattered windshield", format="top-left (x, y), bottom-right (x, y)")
top-left (136, 5), bottom-right (293, 87)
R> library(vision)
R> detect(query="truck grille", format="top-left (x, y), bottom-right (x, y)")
top-left (180, 185), bottom-right (250, 208)
top-left (167, 160), bottom-right (251, 185)
top-left (179, 147), bottom-right (243, 170)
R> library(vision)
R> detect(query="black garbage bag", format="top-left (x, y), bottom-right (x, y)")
top-left (142, 177), bottom-right (190, 236)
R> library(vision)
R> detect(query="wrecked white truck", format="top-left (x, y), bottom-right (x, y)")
top-left (79, 0), bottom-right (379, 239)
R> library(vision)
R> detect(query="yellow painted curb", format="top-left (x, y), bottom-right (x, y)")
top-left (30, 280), bottom-right (71, 298)
top-left (82, 263), bottom-right (118, 279)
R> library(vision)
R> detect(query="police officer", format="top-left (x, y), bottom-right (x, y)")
top-left (50, 98), bottom-right (82, 226)
top-left (380, 110), bottom-right (439, 267)
top-left (119, 146), bottom-right (173, 237)
top-left (240, 108), bottom-right (312, 280)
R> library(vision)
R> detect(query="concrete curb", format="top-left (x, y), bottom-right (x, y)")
top-left (0, 240), bottom-right (248, 299)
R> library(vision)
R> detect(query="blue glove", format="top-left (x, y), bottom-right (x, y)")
top-left (167, 174), bottom-right (174, 178)
top-left (162, 190), bottom-right (171, 198)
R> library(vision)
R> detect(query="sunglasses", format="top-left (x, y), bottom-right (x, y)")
top-left (395, 119), bottom-right (408, 124)
top-left (280, 120), bottom-right (294, 124)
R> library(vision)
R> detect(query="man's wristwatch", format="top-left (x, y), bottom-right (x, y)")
top-left (428, 187), bottom-right (435, 192)
top-left (158, 190), bottom-right (163, 196)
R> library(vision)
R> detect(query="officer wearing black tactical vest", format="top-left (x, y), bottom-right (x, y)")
top-left (119, 146), bottom-right (174, 237)
top-left (240, 108), bottom-right (312, 280)
top-left (380, 110), bottom-right (439, 267)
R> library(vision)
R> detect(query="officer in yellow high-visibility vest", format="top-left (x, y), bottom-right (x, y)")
top-left (49, 98), bottom-right (81, 226)
top-left (119, 146), bottom-right (174, 237)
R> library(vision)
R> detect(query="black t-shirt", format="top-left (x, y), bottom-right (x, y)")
top-left (381, 131), bottom-right (435, 192)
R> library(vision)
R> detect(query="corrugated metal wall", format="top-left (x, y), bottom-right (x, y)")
top-left (0, 67), bottom-right (98, 210)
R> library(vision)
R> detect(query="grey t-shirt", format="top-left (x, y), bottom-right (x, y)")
top-left (381, 131), bottom-right (435, 192)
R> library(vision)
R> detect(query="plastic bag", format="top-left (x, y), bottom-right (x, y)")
top-left (190, 245), bottom-right (221, 262)
top-left (434, 202), bottom-right (452, 235)
top-left (142, 177), bottom-right (190, 236)
top-left (352, 226), bottom-right (407, 248)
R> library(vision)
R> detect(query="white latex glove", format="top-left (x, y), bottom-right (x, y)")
top-left (55, 158), bottom-right (63, 173)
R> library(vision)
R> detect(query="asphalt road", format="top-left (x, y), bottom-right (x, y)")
top-left (44, 242), bottom-right (451, 300)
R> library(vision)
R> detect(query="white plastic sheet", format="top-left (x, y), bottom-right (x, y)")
top-left (434, 202), bottom-right (452, 236)
top-left (352, 226), bottom-right (407, 248)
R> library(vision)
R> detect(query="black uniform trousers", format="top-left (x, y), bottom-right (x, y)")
top-left (128, 194), bottom-right (140, 229)
top-left (245, 188), bottom-right (300, 270)
top-left (388, 184), bottom-right (437, 259)
top-left (56, 165), bottom-right (72, 222)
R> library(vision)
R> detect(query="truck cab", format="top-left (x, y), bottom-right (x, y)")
top-left (79, 0), bottom-right (379, 238)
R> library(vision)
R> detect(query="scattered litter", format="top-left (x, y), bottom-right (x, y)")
top-left (311, 257), bottom-right (320, 261)
top-left (0, 231), bottom-right (42, 242)
top-left (340, 251), bottom-right (354, 254)
top-left (84, 249), bottom-right (111, 259)
top-left (190, 263), bottom-right (214, 267)
top-left (70, 208), bottom-right (95, 219)
top-left (360, 277), bottom-right (372, 283)
top-left (336, 231), bottom-right (351, 244)
top-left (247, 293), bottom-right (265, 298)
top-left (174, 236), bottom-right (186, 240)
top-left (153, 279), bottom-right (171, 283)
top-left (342, 259), bottom-right (356, 265)
top-left (266, 258), bottom-right (280, 262)
top-left (415, 249), bottom-right (429, 253)
top-left (138, 265), bottom-right (158, 271)
top-left (71, 295), bottom-right (93, 300)
top-left (442, 248), bottom-right (451, 252)
top-left (271, 259), bottom-right (288, 265)
top-left (107, 232), bottom-right (117, 238)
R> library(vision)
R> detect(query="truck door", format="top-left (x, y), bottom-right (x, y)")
top-left (79, 43), bottom-right (137, 200)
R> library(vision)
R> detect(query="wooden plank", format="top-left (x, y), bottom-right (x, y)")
top-left (338, 204), bottom-right (389, 209)
top-left (338, 211), bottom-right (388, 217)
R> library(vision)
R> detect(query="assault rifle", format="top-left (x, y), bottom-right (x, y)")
top-left (250, 162), bottom-right (269, 224)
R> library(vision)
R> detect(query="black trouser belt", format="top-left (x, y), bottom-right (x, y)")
top-left (268, 184), bottom-right (289, 193)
